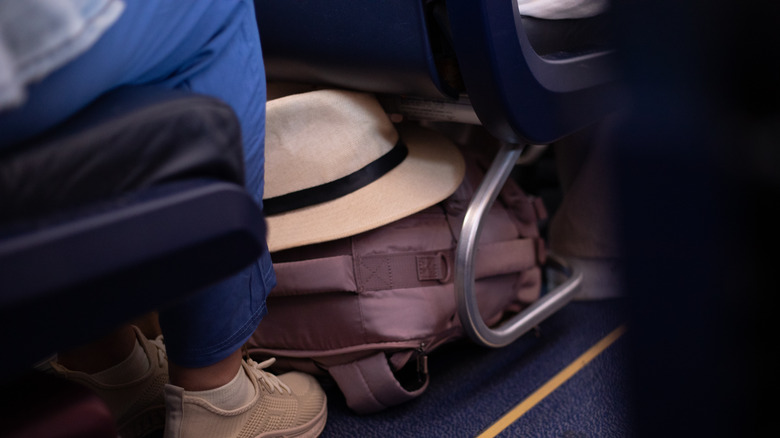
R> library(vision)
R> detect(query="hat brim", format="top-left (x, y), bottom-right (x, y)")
top-left (265, 124), bottom-right (466, 252)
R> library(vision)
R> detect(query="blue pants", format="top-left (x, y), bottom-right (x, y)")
top-left (0, 0), bottom-right (275, 367)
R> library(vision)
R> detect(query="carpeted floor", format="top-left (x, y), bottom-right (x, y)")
top-left (316, 298), bottom-right (632, 437)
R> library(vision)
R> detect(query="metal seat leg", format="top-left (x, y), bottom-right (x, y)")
top-left (455, 141), bottom-right (583, 348)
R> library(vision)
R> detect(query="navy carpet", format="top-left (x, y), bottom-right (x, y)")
top-left (317, 299), bottom-right (632, 437)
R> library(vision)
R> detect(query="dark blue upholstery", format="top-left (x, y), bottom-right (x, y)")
top-left (444, 0), bottom-right (622, 144)
top-left (255, 0), bottom-right (622, 145)
top-left (256, 0), bottom-right (455, 99)
top-left (0, 88), bottom-right (266, 379)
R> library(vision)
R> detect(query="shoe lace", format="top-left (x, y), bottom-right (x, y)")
top-left (148, 335), bottom-right (167, 368)
top-left (245, 357), bottom-right (292, 395)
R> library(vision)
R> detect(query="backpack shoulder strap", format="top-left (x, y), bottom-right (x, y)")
top-left (328, 353), bottom-right (429, 414)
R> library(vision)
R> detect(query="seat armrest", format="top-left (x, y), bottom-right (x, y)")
top-left (0, 87), bottom-right (265, 377)
top-left (0, 180), bottom-right (266, 377)
top-left (0, 87), bottom-right (246, 224)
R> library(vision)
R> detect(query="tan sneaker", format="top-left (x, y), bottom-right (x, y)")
top-left (164, 358), bottom-right (327, 438)
top-left (50, 326), bottom-right (169, 438)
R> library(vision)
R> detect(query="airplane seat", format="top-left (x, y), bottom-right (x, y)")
top-left (0, 87), bottom-right (267, 437)
top-left (254, 0), bottom-right (623, 347)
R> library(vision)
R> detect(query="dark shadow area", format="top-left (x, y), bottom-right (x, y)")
top-left (611, 0), bottom-right (780, 436)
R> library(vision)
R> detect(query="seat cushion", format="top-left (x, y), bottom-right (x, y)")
top-left (0, 87), bottom-right (245, 225)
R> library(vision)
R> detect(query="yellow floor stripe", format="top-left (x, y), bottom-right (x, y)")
top-left (477, 324), bottom-right (628, 438)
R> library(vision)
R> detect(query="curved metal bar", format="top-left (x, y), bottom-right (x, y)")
top-left (455, 142), bottom-right (583, 348)
top-left (516, 144), bottom-right (548, 165)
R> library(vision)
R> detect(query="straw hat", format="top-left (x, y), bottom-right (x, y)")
top-left (263, 89), bottom-right (466, 252)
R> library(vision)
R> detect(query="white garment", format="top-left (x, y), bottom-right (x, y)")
top-left (0, 0), bottom-right (125, 110)
top-left (515, 0), bottom-right (609, 19)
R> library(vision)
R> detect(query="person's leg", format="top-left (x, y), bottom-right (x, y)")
top-left (150, 4), bottom-right (326, 435)
top-left (37, 0), bottom-right (268, 365)
top-left (168, 350), bottom-right (243, 391)
top-left (549, 116), bottom-right (624, 299)
top-left (56, 327), bottom-right (136, 374)
top-left (51, 325), bottom-right (169, 438)
top-left (6, 0), bottom-right (271, 371)
top-left (1, 1), bottom-right (260, 153)
top-left (5, 0), bottom-right (273, 373)
top-left (11, 1), bottom-right (324, 436)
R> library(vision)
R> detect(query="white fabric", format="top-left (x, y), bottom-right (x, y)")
top-left (90, 336), bottom-right (151, 385)
top-left (515, 0), bottom-right (609, 19)
top-left (186, 367), bottom-right (255, 411)
top-left (0, 0), bottom-right (125, 110)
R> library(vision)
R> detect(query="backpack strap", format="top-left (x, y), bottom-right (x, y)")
top-left (328, 353), bottom-right (429, 414)
top-left (271, 239), bottom-right (537, 296)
